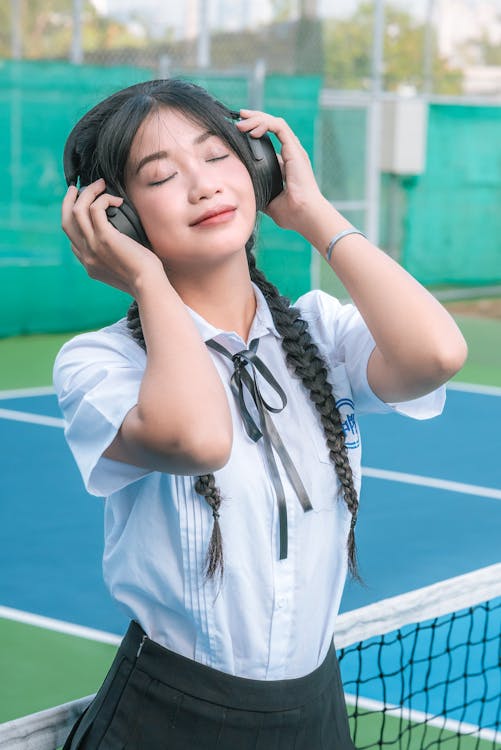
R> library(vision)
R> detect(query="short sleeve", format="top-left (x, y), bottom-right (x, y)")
top-left (53, 320), bottom-right (151, 496)
top-left (295, 290), bottom-right (445, 420)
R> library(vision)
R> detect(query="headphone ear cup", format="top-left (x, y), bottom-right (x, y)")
top-left (106, 199), bottom-right (150, 247)
top-left (63, 120), bottom-right (150, 247)
top-left (260, 134), bottom-right (283, 203)
top-left (243, 132), bottom-right (283, 205)
top-left (106, 200), bottom-right (149, 247)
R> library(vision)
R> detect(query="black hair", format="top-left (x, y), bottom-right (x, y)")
top-left (69, 78), bottom-right (360, 581)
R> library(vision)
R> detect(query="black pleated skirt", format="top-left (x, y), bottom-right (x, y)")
top-left (63, 620), bottom-right (355, 750)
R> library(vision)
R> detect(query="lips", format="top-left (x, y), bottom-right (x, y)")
top-left (190, 205), bottom-right (236, 227)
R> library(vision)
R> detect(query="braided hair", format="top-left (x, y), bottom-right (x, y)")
top-left (126, 235), bottom-right (360, 581)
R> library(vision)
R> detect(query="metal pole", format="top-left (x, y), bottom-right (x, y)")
top-left (11, 0), bottom-right (22, 60)
top-left (249, 58), bottom-right (266, 110)
top-left (240, 0), bottom-right (250, 29)
top-left (197, 0), bottom-right (210, 68)
top-left (71, 0), bottom-right (83, 65)
top-left (366, 0), bottom-right (385, 245)
top-left (423, 0), bottom-right (435, 94)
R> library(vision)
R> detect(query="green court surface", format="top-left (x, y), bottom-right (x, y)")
top-left (347, 708), bottom-right (496, 750)
top-left (448, 314), bottom-right (501, 387)
top-left (0, 332), bottom-right (88, 391)
top-left (0, 311), bottom-right (499, 392)
top-left (0, 618), bottom-right (116, 722)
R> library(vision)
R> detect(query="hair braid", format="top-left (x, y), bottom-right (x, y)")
top-left (246, 250), bottom-right (361, 578)
top-left (126, 300), bottom-right (224, 580)
top-left (194, 474), bottom-right (224, 579)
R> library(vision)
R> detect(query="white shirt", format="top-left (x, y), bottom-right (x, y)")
top-left (53, 285), bottom-right (445, 680)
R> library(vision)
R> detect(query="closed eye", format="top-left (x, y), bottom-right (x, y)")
top-left (207, 154), bottom-right (229, 163)
top-left (149, 173), bottom-right (177, 186)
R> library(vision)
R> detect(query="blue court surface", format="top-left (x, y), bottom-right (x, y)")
top-left (0, 384), bottom-right (500, 734)
top-left (0, 384), bottom-right (500, 633)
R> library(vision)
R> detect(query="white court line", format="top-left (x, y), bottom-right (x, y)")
top-left (0, 605), bottom-right (121, 645)
top-left (447, 381), bottom-right (501, 397)
top-left (362, 466), bottom-right (501, 500)
top-left (0, 408), bottom-right (65, 428)
top-left (0, 385), bottom-right (55, 399)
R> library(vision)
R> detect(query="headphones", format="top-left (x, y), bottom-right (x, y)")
top-left (63, 119), bottom-right (283, 248)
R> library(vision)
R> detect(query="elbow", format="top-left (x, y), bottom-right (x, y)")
top-left (162, 416), bottom-right (233, 473)
top-left (186, 427), bottom-right (233, 473)
top-left (436, 335), bottom-right (468, 382)
top-left (139, 427), bottom-right (232, 475)
top-left (419, 335), bottom-right (468, 389)
top-left (125, 408), bottom-right (233, 474)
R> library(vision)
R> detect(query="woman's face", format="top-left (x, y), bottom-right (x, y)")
top-left (125, 106), bottom-right (257, 271)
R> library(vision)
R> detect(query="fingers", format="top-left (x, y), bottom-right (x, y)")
top-left (61, 178), bottom-right (128, 284)
top-left (237, 110), bottom-right (301, 149)
top-left (237, 110), bottom-right (322, 235)
top-left (61, 183), bottom-right (79, 235)
top-left (62, 179), bottom-right (102, 244)
top-left (62, 178), bottom-right (123, 246)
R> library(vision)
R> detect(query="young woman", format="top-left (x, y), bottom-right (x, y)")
top-left (54, 78), bottom-right (467, 749)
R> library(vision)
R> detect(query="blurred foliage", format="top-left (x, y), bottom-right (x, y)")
top-left (0, 0), bottom-right (473, 95)
top-left (324, 2), bottom-right (463, 94)
top-left (478, 31), bottom-right (501, 66)
top-left (0, 0), bottom-right (157, 59)
top-left (269, 0), bottom-right (296, 24)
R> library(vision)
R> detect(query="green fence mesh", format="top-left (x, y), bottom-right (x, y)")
top-left (0, 61), bottom-right (155, 337)
top-left (0, 62), bottom-right (320, 336)
top-left (402, 103), bottom-right (501, 286)
top-left (1, 61), bottom-right (500, 338)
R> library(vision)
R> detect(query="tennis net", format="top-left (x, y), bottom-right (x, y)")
top-left (335, 562), bottom-right (501, 749)
top-left (1, 563), bottom-right (499, 749)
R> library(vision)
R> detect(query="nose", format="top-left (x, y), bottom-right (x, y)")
top-left (187, 162), bottom-right (222, 203)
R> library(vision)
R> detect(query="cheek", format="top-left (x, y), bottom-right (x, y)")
top-left (237, 167), bottom-right (257, 215)
top-left (132, 191), bottom-right (176, 236)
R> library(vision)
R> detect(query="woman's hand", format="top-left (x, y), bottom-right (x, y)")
top-left (237, 110), bottom-right (329, 237)
top-left (61, 178), bottom-right (164, 297)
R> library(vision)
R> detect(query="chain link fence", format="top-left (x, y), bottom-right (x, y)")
top-left (3, 1), bottom-right (501, 97)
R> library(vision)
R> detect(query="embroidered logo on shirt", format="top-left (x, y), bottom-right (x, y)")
top-left (335, 398), bottom-right (360, 449)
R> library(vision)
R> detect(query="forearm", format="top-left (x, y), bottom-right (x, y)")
top-left (115, 269), bottom-right (232, 472)
top-left (302, 199), bottom-right (468, 398)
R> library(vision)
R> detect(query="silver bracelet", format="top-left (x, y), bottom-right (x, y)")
top-left (325, 228), bottom-right (366, 263)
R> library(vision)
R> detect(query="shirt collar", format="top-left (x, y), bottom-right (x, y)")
top-left (185, 283), bottom-right (280, 347)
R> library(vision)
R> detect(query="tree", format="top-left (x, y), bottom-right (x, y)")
top-left (324, 2), bottom-right (462, 94)
top-left (0, 0), bottom-right (150, 60)
top-left (476, 29), bottom-right (501, 66)
top-left (269, 0), bottom-right (296, 23)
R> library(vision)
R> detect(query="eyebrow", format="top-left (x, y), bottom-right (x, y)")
top-left (134, 130), bottom-right (216, 175)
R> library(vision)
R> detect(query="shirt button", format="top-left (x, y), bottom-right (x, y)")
top-left (277, 597), bottom-right (287, 609)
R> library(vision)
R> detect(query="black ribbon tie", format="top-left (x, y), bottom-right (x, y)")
top-left (207, 337), bottom-right (312, 559)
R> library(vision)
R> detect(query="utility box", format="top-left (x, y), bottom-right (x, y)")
top-left (380, 98), bottom-right (428, 175)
